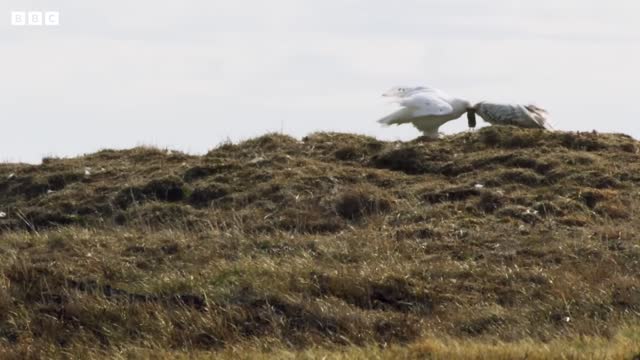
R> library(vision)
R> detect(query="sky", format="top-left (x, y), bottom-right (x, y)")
top-left (1, 0), bottom-right (639, 163)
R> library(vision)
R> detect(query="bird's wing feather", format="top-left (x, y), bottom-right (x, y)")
top-left (377, 108), bottom-right (414, 125)
top-left (476, 103), bottom-right (553, 130)
top-left (524, 105), bottom-right (554, 130)
top-left (378, 94), bottom-right (453, 125)
top-left (476, 103), bottom-right (522, 125)
top-left (400, 93), bottom-right (453, 117)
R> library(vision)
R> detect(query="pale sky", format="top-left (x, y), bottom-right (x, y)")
top-left (1, 0), bottom-right (639, 163)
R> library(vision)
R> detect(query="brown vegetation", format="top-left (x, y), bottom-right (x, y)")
top-left (0, 127), bottom-right (640, 358)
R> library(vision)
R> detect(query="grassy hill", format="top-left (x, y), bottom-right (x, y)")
top-left (1, 127), bottom-right (640, 358)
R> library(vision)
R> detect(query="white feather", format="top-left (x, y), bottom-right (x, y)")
top-left (378, 86), bottom-right (470, 139)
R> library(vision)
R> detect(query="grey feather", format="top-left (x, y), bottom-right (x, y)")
top-left (473, 102), bottom-right (553, 130)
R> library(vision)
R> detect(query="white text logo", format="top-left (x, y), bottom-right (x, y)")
top-left (11, 11), bottom-right (60, 26)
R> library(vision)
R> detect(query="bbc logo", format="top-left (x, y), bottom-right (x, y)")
top-left (11, 11), bottom-right (60, 26)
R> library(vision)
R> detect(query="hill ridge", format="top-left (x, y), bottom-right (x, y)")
top-left (1, 126), bottom-right (640, 357)
top-left (1, 126), bottom-right (638, 232)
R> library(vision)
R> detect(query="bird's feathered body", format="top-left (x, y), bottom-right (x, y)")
top-left (469, 102), bottom-right (553, 130)
top-left (378, 86), bottom-right (471, 138)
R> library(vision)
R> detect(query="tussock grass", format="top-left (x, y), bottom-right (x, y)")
top-left (0, 127), bottom-right (640, 357)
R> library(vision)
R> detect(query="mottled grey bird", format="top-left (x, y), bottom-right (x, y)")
top-left (467, 102), bottom-right (553, 130)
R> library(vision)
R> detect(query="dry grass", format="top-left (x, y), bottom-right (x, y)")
top-left (0, 127), bottom-right (640, 357)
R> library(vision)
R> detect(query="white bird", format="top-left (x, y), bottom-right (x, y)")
top-left (377, 86), bottom-right (474, 139)
top-left (467, 102), bottom-right (553, 130)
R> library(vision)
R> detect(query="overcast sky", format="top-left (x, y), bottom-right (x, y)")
top-left (1, 1), bottom-right (639, 163)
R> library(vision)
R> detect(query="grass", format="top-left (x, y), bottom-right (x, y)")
top-left (0, 127), bottom-right (640, 358)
